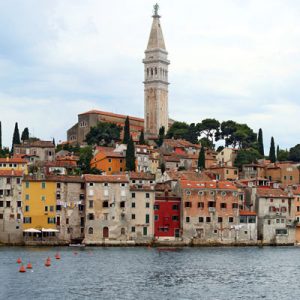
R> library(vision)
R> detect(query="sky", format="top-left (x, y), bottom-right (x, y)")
top-left (0, 0), bottom-right (300, 150)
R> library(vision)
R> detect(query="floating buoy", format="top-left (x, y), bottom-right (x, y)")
top-left (26, 262), bottom-right (32, 269)
top-left (45, 259), bottom-right (51, 267)
top-left (16, 258), bottom-right (22, 264)
top-left (19, 265), bottom-right (26, 273)
top-left (55, 253), bottom-right (60, 260)
top-left (46, 257), bottom-right (51, 262)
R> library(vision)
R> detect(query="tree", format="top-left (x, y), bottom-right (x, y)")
top-left (198, 147), bottom-right (205, 170)
top-left (122, 116), bottom-right (130, 144)
top-left (269, 137), bottom-right (276, 163)
top-left (166, 122), bottom-right (189, 139)
top-left (0, 121), bottom-right (2, 149)
top-left (157, 126), bottom-right (165, 147)
top-left (277, 149), bottom-right (289, 161)
top-left (289, 144), bottom-right (300, 162)
top-left (257, 128), bottom-right (264, 156)
top-left (234, 148), bottom-right (262, 169)
top-left (52, 138), bottom-right (55, 146)
top-left (78, 146), bottom-right (93, 174)
top-left (197, 118), bottom-right (220, 143)
top-left (11, 122), bottom-right (21, 153)
top-left (185, 123), bottom-right (199, 144)
top-left (21, 127), bottom-right (29, 142)
top-left (139, 130), bottom-right (145, 145)
top-left (216, 120), bottom-right (238, 146)
top-left (85, 122), bottom-right (121, 146)
top-left (126, 136), bottom-right (136, 171)
top-left (199, 137), bottom-right (214, 149)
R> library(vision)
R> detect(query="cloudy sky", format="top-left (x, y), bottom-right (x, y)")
top-left (0, 0), bottom-right (299, 150)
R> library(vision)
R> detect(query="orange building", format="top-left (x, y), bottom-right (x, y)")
top-left (91, 147), bottom-right (126, 175)
top-left (207, 165), bottom-right (239, 181)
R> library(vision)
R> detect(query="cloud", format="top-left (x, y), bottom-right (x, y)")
top-left (0, 0), bottom-right (299, 150)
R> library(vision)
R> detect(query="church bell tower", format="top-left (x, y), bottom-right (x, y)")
top-left (143, 4), bottom-right (169, 138)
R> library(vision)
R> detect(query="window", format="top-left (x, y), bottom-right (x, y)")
top-left (132, 214), bottom-right (136, 220)
top-left (143, 227), bottom-right (147, 236)
top-left (6, 201), bottom-right (10, 208)
top-left (132, 193), bottom-right (136, 198)
top-left (146, 193), bottom-right (150, 199)
top-left (0, 201), bottom-right (3, 207)
top-left (89, 200), bottom-right (94, 208)
top-left (210, 191), bottom-right (215, 196)
top-left (0, 214), bottom-right (3, 219)
top-left (172, 204), bottom-right (179, 210)
top-left (229, 217), bottom-right (234, 223)
top-left (41, 182), bottom-right (46, 189)
top-left (48, 217), bottom-right (56, 224)
top-left (232, 203), bottom-right (238, 209)
top-left (17, 178), bottom-right (21, 184)
top-left (186, 217), bottom-right (190, 223)
top-left (6, 178), bottom-right (11, 184)
top-left (17, 214), bottom-right (21, 220)
top-left (199, 217), bottom-right (204, 223)
top-left (57, 183), bottom-right (61, 189)
top-left (154, 204), bottom-right (159, 210)
top-left (88, 227), bottom-right (93, 234)
top-left (186, 190), bottom-right (191, 196)
top-left (145, 202), bottom-right (150, 208)
top-left (89, 183), bottom-right (94, 187)
top-left (198, 191), bottom-right (204, 196)
top-left (108, 159), bottom-right (112, 163)
top-left (281, 207), bottom-right (287, 213)
top-left (41, 196), bottom-right (46, 201)
top-left (155, 215), bottom-right (159, 221)
top-left (25, 205), bottom-right (30, 212)
top-left (131, 226), bottom-right (135, 232)
top-left (17, 201), bottom-right (22, 208)
top-left (45, 206), bottom-right (48, 212)
top-left (198, 202), bottom-right (204, 209)
top-left (108, 167), bottom-right (112, 172)
top-left (185, 201), bottom-right (192, 208)
top-left (50, 206), bottom-right (54, 212)
top-left (220, 203), bottom-right (227, 209)
top-left (145, 214), bottom-right (150, 224)
top-left (218, 217), bottom-right (223, 223)
top-left (214, 230), bottom-right (218, 234)
top-left (23, 217), bottom-right (31, 224)
top-left (270, 198), bottom-right (273, 202)
top-left (276, 219), bottom-right (280, 223)
top-left (221, 191), bottom-right (227, 196)
top-left (132, 202), bottom-right (136, 208)
top-left (56, 205), bottom-right (61, 211)
top-left (103, 201), bottom-right (109, 208)
top-left (276, 229), bottom-right (287, 235)
top-left (248, 216), bottom-right (256, 223)
top-left (290, 176), bottom-right (293, 180)
top-left (268, 220), bottom-right (271, 225)
top-left (206, 217), bottom-right (211, 223)
top-left (121, 228), bottom-right (125, 235)
top-left (25, 194), bottom-right (30, 200)
top-left (172, 216), bottom-right (179, 221)
top-left (120, 201), bottom-right (125, 208)
top-left (88, 213), bottom-right (94, 220)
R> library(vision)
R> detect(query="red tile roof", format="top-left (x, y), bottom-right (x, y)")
top-left (129, 172), bottom-right (155, 180)
top-left (84, 174), bottom-right (128, 183)
top-left (256, 188), bottom-right (290, 198)
top-left (180, 180), bottom-right (238, 190)
top-left (0, 170), bottom-right (23, 177)
top-left (0, 157), bottom-right (27, 163)
top-left (163, 139), bottom-right (201, 149)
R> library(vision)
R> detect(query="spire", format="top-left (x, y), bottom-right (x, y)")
top-left (146, 4), bottom-right (166, 50)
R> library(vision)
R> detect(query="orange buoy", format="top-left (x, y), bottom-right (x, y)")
top-left (45, 259), bottom-right (51, 267)
top-left (26, 262), bottom-right (32, 269)
top-left (46, 257), bottom-right (51, 262)
top-left (55, 253), bottom-right (60, 260)
top-left (17, 258), bottom-right (22, 264)
top-left (19, 265), bottom-right (26, 273)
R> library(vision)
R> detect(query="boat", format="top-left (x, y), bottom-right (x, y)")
top-left (69, 243), bottom-right (86, 247)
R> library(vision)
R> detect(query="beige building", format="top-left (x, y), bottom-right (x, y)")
top-left (207, 166), bottom-right (239, 181)
top-left (265, 163), bottom-right (299, 186)
top-left (143, 6), bottom-right (169, 138)
top-left (0, 170), bottom-right (23, 244)
top-left (216, 148), bottom-right (238, 167)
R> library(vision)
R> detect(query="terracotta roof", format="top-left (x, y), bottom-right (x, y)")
top-left (208, 165), bottom-right (238, 170)
top-left (23, 175), bottom-right (84, 183)
top-left (0, 157), bottom-right (27, 163)
top-left (163, 139), bottom-right (201, 149)
top-left (129, 172), bottom-right (155, 180)
top-left (15, 140), bottom-right (54, 148)
top-left (164, 154), bottom-right (180, 162)
top-left (130, 185), bottom-right (155, 191)
top-left (240, 210), bottom-right (257, 216)
top-left (256, 188), bottom-right (290, 198)
top-left (0, 170), bottom-right (23, 177)
top-left (79, 110), bottom-right (144, 123)
top-left (180, 180), bottom-right (238, 190)
top-left (84, 174), bottom-right (128, 183)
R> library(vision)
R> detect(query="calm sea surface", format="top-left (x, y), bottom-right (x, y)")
top-left (0, 246), bottom-right (299, 300)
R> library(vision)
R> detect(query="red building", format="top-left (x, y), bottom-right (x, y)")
top-left (154, 184), bottom-right (181, 238)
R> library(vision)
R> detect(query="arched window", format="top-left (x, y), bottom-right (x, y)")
top-left (88, 227), bottom-right (93, 234)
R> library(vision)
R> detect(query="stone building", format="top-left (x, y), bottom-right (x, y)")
top-left (179, 180), bottom-right (255, 245)
top-left (216, 148), bottom-right (238, 167)
top-left (67, 110), bottom-right (144, 145)
top-left (265, 163), bottom-right (300, 186)
top-left (0, 170), bottom-right (23, 244)
top-left (207, 166), bottom-right (239, 181)
top-left (143, 5), bottom-right (169, 138)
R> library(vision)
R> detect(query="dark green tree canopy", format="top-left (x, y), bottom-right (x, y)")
top-left (156, 126), bottom-right (165, 147)
top-left (277, 149), bottom-right (289, 161)
top-left (269, 137), bottom-right (276, 163)
top-left (257, 128), bottom-right (264, 156)
top-left (126, 136), bottom-right (136, 171)
top-left (78, 146), bottom-right (102, 174)
top-left (289, 144), bottom-right (300, 162)
top-left (198, 147), bottom-right (205, 170)
top-left (166, 122), bottom-right (189, 139)
top-left (123, 116), bottom-right (130, 144)
top-left (85, 122), bottom-right (121, 146)
top-left (139, 130), bottom-right (145, 145)
top-left (197, 118), bottom-right (220, 142)
top-left (21, 127), bottom-right (29, 142)
top-left (11, 122), bottom-right (21, 153)
top-left (234, 148), bottom-right (262, 169)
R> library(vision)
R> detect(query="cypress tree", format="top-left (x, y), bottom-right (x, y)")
top-left (123, 116), bottom-right (130, 144)
top-left (52, 138), bottom-right (56, 146)
top-left (269, 136), bottom-right (276, 163)
top-left (21, 127), bottom-right (29, 142)
top-left (198, 147), bottom-right (206, 170)
top-left (139, 130), bottom-right (145, 145)
top-left (126, 136), bottom-right (136, 171)
top-left (11, 122), bottom-right (21, 153)
top-left (0, 121), bottom-right (2, 149)
top-left (157, 126), bottom-right (165, 147)
top-left (257, 128), bottom-right (264, 156)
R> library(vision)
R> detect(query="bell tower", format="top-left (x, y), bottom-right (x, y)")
top-left (143, 4), bottom-right (169, 138)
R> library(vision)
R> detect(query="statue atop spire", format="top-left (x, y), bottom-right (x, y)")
top-left (153, 3), bottom-right (160, 17)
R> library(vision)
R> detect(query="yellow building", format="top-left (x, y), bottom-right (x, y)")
top-left (22, 176), bottom-right (56, 230)
top-left (0, 157), bottom-right (28, 174)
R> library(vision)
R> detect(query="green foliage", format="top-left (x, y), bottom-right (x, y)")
top-left (21, 127), bottom-right (29, 142)
top-left (85, 122), bottom-right (121, 146)
top-left (198, 147), bottom-right (205, 170)
top-left (78, 146), bottom-right (94, 174)
top-left (11, 122), bottom-right (21, 153)
top-left (56, 143), bottom-right (80, 155)
top-left (216, 146), bottom-right (224, 152)
top-left (257, 128), bottom-right (264, 156)
top-left (0, 147), bottom-right (9, 158)
top-left (269, 137), bottom-right (276, 163)
top-left (199, 137), bottom-right (214, 149)
top-left (185, 123), bottom-right (199, 144)
top-left (52, 138), bottom-right (55, 146)
top-left (198, 118), bottom-right (220, 142)
top-left (234, 148), bottom-right (262, 169)
top-left (126, 136), bottom-right (136, 171)
top-left (289, 144), bottom-right (300, 162)
top-left (139, 130), bottom-right (145, 145)
top-left (157, 126), bottom-right (165, 147)
top-left (166, 122), bottom-right (189, 139)
top-left (123, 116), bottom-right (130, 144)
top-left (277, 149), bottom-right (289, 161)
